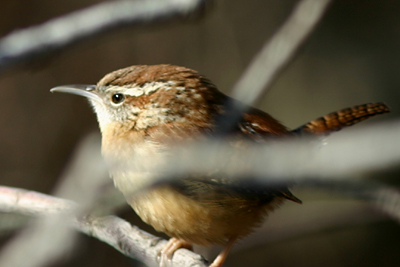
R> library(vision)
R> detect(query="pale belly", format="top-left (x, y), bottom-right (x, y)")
top-left (125, 185), bottom-right (285, 246)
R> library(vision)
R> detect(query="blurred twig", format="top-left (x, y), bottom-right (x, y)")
top-left (231, 0), bottom-right (332, 105)
top-left (142, 120), bottom-right (400, 186)
top-left (0, 134), bottom-right (109, 267)
top-left (103, 119), bottom-right (400, 222)
top-left (216, 0), bottom-right (332, 133)
top-left (0, 0), bottom-right (206, 70)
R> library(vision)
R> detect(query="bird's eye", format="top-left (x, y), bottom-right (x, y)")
top-left (111, 93), bottom-right (125, 104)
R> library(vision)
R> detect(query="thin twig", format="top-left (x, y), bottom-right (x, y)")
top-left (0, 134), bottom-right (109, 267)
top-left (0, 186), bottom-right (208, 267)
top-left (0, 186), bottom-right (76, 216)
top-left (0, 0), bottom-right (206, 70)
top-left (231, 0), bottom-right (332, 104)
top-left (215, 0), bottom-right (332, 134)
top-left (77, 216), bottom-right (207, 267)
top-left (154, 120), bottom-right (400, 185)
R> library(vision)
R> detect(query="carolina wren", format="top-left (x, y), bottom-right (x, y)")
top-left (51, 64), bottom-right (390, 267)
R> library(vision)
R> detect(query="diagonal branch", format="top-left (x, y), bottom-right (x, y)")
top-left (0, 186), bottom-right (208, 267)
top-left (215, 0), bottom-right (332, 134)
top-left (230, 0), bottom-right (332, 105)
top-left (0, 0), bottom-right (207, 70)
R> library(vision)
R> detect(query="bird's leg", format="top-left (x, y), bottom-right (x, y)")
top-left (159, 237), bottom-right (192, 267)
top-left (210, 236), bottom-right (238, 267)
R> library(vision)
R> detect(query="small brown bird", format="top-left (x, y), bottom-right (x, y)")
top-left (51, 64), bottom-right (390, 267)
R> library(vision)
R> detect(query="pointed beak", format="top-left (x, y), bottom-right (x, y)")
top-left (50, 84), bottom-right (103, 102)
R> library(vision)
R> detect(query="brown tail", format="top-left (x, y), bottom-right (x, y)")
top-left (292, 102), bottom-right (390, 135)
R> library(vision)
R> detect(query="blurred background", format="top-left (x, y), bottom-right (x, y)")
top-left (0, 0), bottom-right (400, 266)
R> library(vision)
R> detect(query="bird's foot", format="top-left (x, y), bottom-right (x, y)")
top-left (158, 238), bottom-right (192, 267)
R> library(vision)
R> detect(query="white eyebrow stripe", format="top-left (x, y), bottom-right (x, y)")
top-left (124, 87), bottom-right (146, 97)
top-left (105, 81), bottom-right (178, 97)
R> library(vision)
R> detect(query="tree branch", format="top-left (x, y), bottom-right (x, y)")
top-left (0, 186), bottom-right (208, 267)
top-left (0, 0), bottom-right (207, 70)
top-left (0, 185), bottom-right (76, 216)
top-left (215, 0), bottom-right (332, 134)
top-left (231, 0), bottom-right (332, 105)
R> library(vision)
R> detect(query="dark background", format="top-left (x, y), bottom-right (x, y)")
top-left (1, 1), bottom-right (400, 266)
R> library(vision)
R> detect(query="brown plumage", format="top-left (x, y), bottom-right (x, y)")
top-left (293, 102), bottom-right (390, 135)
top-left (51, 64), bottom-right (390, 267)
